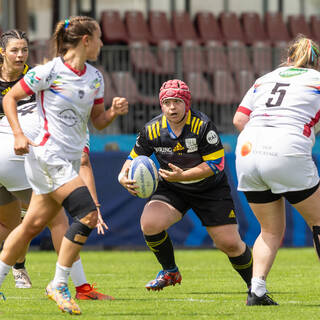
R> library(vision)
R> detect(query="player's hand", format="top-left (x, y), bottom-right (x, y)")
top-left (14, 133), bottom-right (38, 155)
top-left (159, 163), bottom-right (184, 182)
top-left (111, 97), bottom-right (129, 116)
top-left (118, 167), bottom-right (139, 196)
top-left (96, 205), bottom-right (109, 235)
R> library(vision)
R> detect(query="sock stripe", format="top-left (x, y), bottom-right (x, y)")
top-left (145, 232), bottom-right (168, 252)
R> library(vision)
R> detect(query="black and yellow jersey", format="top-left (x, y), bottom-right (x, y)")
top-left (0, 64), bottom-right (35, 117)
top-left (129, 109), bottom-right (226, 192)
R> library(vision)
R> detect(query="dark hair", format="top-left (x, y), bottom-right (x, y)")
top-left (0, 29), bottom-right (29, 65)
top-left (286, 34), bottom-right (320, 69)
top-left (52, 16), bottom-right (98, 57)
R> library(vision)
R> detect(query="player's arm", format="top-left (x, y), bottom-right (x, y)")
top-left (90, 97), bottom-right (129, 130)
top-left (3, 82), bottom-right (37, 155)
top-left (233, 109), bottom-right (250, 132)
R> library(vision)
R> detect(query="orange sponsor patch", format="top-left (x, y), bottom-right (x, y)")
top-left (241, 142), bottom-right (252, 156)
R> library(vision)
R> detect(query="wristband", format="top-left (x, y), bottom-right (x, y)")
top-left (95, 203), bottom-right (101, 208)
top-left (118, 172), bottom-right (125, 183)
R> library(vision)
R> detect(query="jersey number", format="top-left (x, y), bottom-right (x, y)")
top-left (266, 83), bottom-right (290, 107)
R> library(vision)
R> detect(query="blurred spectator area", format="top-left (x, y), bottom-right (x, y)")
top-left (28, 10), bottom-right (317, 135)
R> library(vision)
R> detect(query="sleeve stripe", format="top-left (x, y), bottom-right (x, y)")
top-left (19, 78), bottom-right (34, 95)
top-left (94, 97), bottom-right (104, 105)
top-left (129, 149), bottom-right (138, 159)
top-left (202, 149), bottom-right (225, 161)
top-left (237, 106), bottom-right (251, 116)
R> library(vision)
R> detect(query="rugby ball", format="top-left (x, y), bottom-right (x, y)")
top-left (128, 156), bottom-right (159, 198)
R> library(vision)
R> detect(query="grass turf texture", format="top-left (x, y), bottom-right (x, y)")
top-left (0, 248), bottom-right (319, 319)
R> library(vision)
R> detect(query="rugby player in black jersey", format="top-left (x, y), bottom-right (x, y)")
top-left (118, 79), bottom-right (252, 291)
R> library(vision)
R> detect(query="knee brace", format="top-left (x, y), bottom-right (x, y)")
top-left (65, 220), bottom-right (93, 245)
top-left (62, 186), bottom-right (96, 219)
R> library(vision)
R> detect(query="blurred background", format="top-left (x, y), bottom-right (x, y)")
top-left (1, 0), bottom-right (320, 249)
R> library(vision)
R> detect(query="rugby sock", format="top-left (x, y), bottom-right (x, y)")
top-left (52, 262), bottom-right (71, 286)
top-left (228, 245), bottom-right (252, 288)
top-left (13, 259), bottom-right (26, 270)
top-left (251, 277), bottom-right (267, 297)
top-left (70, 258), bottom-right (87, 288)
top-left (0, 260), bottom-right (11, 287)
top-left (144, 231), bottom-right (177, 270)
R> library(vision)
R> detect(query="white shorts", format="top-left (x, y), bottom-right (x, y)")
top-left (25, 145), bottom-right (80, 195)
top-left (235, 126), bottom-right (319, 193)
top-left (0, 133), bottom-right (30, 191)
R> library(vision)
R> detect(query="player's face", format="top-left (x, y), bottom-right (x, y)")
top-left (1, 39), bottom-right (28, 73)
top-left (161, 98), bottom-right (186, 123)
top-left (86, 23), bottom-right (103, 61)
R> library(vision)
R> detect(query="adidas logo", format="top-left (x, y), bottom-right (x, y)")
top-left (173, 142), bottom-right (184, 152)
top-left (229, 210), bottom-right (236, 218)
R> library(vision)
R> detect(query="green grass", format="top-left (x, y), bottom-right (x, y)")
top-left (1, 248), bottom-right (320, 319)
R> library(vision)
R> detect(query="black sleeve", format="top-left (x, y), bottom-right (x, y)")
top-left (131, 127), bottom-right (154, 157)
top-left (198, 121), bottom-right (224, 156)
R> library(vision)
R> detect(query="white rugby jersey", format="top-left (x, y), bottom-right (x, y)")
top-left (20, 57), bottom-right (103, 160)
top-left (237, 66), bottom-right (320, 144)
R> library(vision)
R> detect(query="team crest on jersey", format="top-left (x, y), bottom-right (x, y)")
top-left (78, 90), bottom-right (85, 99)
top-left (90, 78), bottom-right (101, 89)
top-left (185, 138), bottom-right (198, 153)
top-left (279, 68), bottom-right (308, 78)
top-left (173, 142), bottom-right (184, 152)
top-left (206, 130), bottom-right (219, 144)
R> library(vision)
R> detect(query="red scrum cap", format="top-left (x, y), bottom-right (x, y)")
top-left (159, 79), bottom-right (191, 113)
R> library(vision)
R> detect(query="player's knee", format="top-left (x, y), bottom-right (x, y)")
top-left (80, 211), bottom-right (98, 229)
top-left (65, 220), bottom-right (93, 245)
top-left (215, 239), bottom-right (243, 255)
top-left (62, 186), bottom-right (96, 220)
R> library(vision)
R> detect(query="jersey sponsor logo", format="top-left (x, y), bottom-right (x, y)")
top-left (90, 78), bottom-right (101, 89)
top-left (25, 70), bottom-right (40, 85)
top-left (58, 108), bottom-right (78, 127)
top-left (279, 68), bottom-right (308, 78)
top-left (185, 138), bottom-right (198, 153)
top-left (173, 142), bottom-right (184, 152)
top-left (228, 210), bottom-right (236, 218)
top-left (78, 90), bottom-right (85, 99)
top-left (206, 130), bottom-right (219, 144)
top-left (154, 147), bottom-right (172, 153)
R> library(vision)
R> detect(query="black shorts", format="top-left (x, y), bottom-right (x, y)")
top-left (150, 179), bottom-right (237, 227)
top-left (244, 182), bottom-right (320, 204)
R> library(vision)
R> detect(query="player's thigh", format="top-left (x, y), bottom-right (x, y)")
top-left (141, 200), bottom-right (182, 231)
top-left (0, 200), bottom-right (21, 230)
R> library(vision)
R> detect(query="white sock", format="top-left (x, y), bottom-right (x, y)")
top-left (52, 262), bottom-right (72, 287)
top-left (0, 260), bottom-right (11, 288)
top-left (70, 259), bottom-right (87, 287)
top-left (251, 277), bottom-right (267, 297)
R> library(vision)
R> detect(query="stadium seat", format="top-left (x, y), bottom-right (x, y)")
top-left (288, 15), bottom-right (312, 39)
top-left (195, 12), bottom-right (224, 43)
top-left (148, 11), bottom-right (175, 45)
top-left (273, 41), bottom-right (288, 67)
top-left (181, 40), bottom-right (204, 73)
top-left (310, 15), bottom-right (320, 42)
top-left (125, 10), bottom-right (152, 43)
top-left (205, 40), bottom-right (229, 73)
top-left (264, 12), bottom-right (290, 45)
top-left (129, 41), bottom-right (165, 74)
top-left (241, 12), bottom-right (269, 45)
top-left (212, 70), bottom-right (238, 104)
top-left (157, 40), bottom-right (177, 75)
top-left (100, 10), bottom-right (129, 44)
top-left (172, 11), bottom-right (199, 44)
top-left (96, 66), bottom-right (117, 107)
top-left (29, 39), bottom-right (51, 65)
top-left (226, 41), bottom-right (253, 73)
top-left (219, 12), bottom-right (245, 43)
top-left (235, 69), bottom-right (255, 100)
top-left (184, 72), bottom-right (215, 104)
top-left (252, 41), bottom-right (272, 76)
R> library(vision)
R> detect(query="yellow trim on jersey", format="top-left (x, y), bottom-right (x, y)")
top-left (197, 120), bottom-right (203, 135)
top-left (23, 64), bottom-right (29, 75)
top-left (147, 125), bottom-right (153, 140)
top-left (186, 110), bottom-right (191, 124)
top-left (162, 115), bottom-right (167, 128)
top-left (152, 123), bottom-right (157, 139)
top-left (191, 117), bottom-right (196, 131)
top-left (193, 118), bottom-right (200, 133)
top-left (129, 149), bottom-right (138, 159)
top-left (202, 149), bottom-right (224, 161)
top-left (156, 121), bottom-right (160, 136)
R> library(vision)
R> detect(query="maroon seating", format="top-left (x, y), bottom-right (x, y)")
top-left (226, 41), bottom-right (253, 73)
top-left (264, 12), bottom-right (290, 44)
top-left (96, 66), bottom-right (117, 107)
top-left (172, 11), bottom-right (199, 44)
top-left (219, 12), bottom-right (245, 43)
top-left (288, 15), bottom-right (312, 39)
top-left (148, 11), bottom-right (175, 45)
top-left (181, 40), bottom-right (204, 73)
top-left (235, 70), bottom-right (255, 100)
top-left (125, 11), bottom-right (152, 43)
top-left (252, 41), bottom-right (272, 76)
top-left (205, 41), bottom-right (229, 73)
top-left (241, 12), bottom-right (269, 45)
top-left (29, 39), bottom-right (51, 65)
top-left (100, 10), bottom-right (129, 44)
top-left (212, 70), bottom-right (238, 104)
top-left (185, 72), bottom-right (215, 103)
top-left (310, 15), bottom-right (320, 42)
top-left (157, 40), bottom-right (177, 74)
top-left (195, 12), bottom-right (224, 43)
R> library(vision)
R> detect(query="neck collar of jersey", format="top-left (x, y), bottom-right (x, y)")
top-left (61, 57), bottom-right (87, 76)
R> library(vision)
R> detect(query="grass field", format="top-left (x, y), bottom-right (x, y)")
top-left (1, 248), bottom-right (320, 319)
